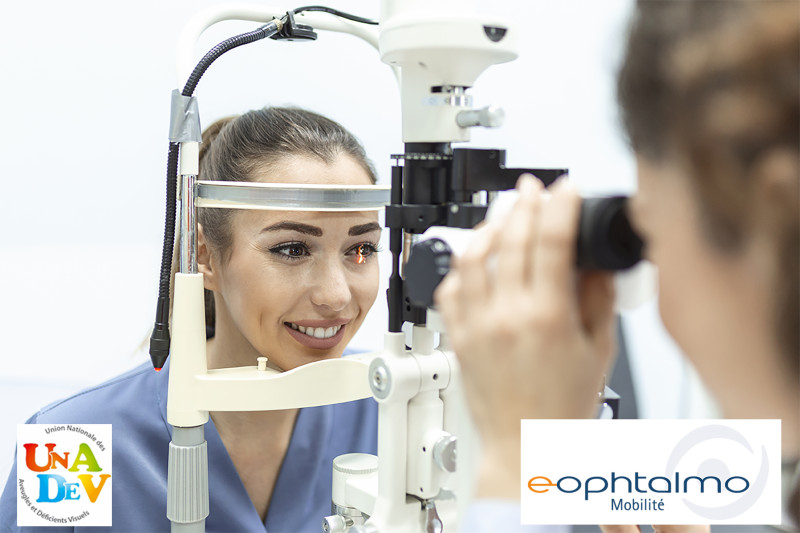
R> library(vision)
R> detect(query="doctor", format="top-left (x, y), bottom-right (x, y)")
top-left (438, 2), bottom-right (799, 532)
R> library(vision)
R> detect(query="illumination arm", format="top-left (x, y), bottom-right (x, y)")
top-left (176, 3), bottom-right (380, 85)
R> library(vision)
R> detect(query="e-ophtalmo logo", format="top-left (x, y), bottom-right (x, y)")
top-left (519, 420), bottom-right (780, 525)
top-left (17, 424), bottom-right (112, 527)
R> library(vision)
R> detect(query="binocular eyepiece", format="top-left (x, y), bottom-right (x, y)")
top-left (577, 196), bottom-right (643, 270)
top-left (405, 195), bottom-right (643, 308)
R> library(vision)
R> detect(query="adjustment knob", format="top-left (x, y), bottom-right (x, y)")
top-left (322, 514), bottom-right (350, 533)
top-left (333, 453), bottom-right (379, 476)
top-left (456, 105), bottom-right (505, 128)
top-left (405, 239), bottom-right (453, 309)
top-left (331, 453), bottom-right (378, 510)
top-left (433, 435), bottom-right (457, 473)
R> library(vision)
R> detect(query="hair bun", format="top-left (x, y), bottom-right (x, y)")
top-left (199, 115), bottom-right (238, 163)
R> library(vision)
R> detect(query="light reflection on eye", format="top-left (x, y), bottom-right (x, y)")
top-left (350, 243), bottom-right (380, 264)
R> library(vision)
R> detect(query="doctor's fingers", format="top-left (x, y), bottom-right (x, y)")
top-left (600, 526), bottom-right (641, 533)
top-left (453, 217), bottom-right (502, 308)
top-left (434, 272), bottom-right (463, 337)
top-left (494, 174), bottom-right (543, 290)
top-left (578, 270), bottom-right (617, 366)
top-left (531, 178), bottom-right (582, 309)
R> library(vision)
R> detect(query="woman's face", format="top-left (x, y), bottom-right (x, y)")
top-left (201, 154), bottom-right (380, 371)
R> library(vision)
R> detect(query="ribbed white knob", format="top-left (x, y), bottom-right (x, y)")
top-left (333, 453), bottom-right (378, 475)
top-left (331, 453), bottom-right (378, 507)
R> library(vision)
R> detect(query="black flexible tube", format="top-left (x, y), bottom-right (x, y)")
top-left (292, 6), bottom-right (379, 25)
top-left (182, 22), bottom-right (281, 97)
top-left (160, 143), bottom-right (180, 297)
top-left (148, 142), bottom-right (180, 371)
top-left (149, 21), bottom-right (281, 370)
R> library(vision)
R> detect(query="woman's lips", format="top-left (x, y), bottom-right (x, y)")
top-left (283, 321), bottom-right (347, 350)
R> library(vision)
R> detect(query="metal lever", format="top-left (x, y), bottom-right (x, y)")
top-left (422, 499), bottom-right (443, 533)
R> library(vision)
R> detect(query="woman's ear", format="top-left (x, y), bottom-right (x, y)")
top-left (197, 224), bottom-right (220, 292)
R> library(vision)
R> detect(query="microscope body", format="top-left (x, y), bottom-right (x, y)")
top-left (324, 2), bottom-right (526, 532)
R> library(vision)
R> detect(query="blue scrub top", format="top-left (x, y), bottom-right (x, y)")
top-left (0, 356), bottom-right (378, 532)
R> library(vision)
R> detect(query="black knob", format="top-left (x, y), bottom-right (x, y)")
top-left (405, 239), bottom-right (453, 308)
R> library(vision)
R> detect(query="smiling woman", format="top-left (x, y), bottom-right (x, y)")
top-left (196, 109), bottom-right (382, 524)
top-left (0, 107), bottom-right (383, 532)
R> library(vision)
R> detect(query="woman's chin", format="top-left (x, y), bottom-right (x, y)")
top-left (277, 346), bottom-right (345, 371)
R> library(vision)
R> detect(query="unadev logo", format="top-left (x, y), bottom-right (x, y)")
top-left (17, 424), bottom-right (112, 527)
top-left (519, 420), bottom-right (781, 525)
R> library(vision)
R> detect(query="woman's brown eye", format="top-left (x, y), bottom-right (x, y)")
top-left (269, 242), bottom-right (310, 260)
top-left (350, 243), bottom-right (379, 264)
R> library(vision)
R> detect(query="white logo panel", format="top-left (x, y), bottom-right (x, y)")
top-left (520, 420), bottom-right (780, 525)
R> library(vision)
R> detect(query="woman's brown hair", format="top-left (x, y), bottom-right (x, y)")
top-left (617, 1), bottom-right (799, 376)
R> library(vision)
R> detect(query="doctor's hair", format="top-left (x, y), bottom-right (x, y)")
top-left (195, 106), bottom-right (378, 329)
top-left (618, 1), bottom-right (799, 372)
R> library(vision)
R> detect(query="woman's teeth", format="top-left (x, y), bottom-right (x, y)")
top-left (288, 323), bottom-right (343, 339)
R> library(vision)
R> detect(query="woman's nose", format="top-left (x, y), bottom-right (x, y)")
top-left (309, 260), bottom-right (352, 311)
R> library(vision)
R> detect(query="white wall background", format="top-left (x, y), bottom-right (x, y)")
top-left (0, 0), bottom-right (717, 485)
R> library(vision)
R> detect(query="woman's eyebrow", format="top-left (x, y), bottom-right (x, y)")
top-left (349, 222), bottom-right (382, 236)
top-left (261, 221), bottom-right (323, 236)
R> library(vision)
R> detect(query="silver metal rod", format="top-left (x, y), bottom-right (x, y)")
top-left (195, 181), bottom-right (390, 212)
top-left (180, 174), bottom-right (198, 274)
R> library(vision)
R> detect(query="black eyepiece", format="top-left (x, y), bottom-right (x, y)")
top-left (576, 196), bottom-right (643, 270)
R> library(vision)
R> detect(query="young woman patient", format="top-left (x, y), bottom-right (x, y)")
top-left (0, 107), bottom-right (383, 532)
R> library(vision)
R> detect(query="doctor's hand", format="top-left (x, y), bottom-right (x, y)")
top-left (434, 175), bottom-right (617, 498)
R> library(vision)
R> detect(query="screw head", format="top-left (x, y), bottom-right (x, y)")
top-left (372, 366), bottom-right (388, 392)
top-left (369, 359), bottom-right (392, 399)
